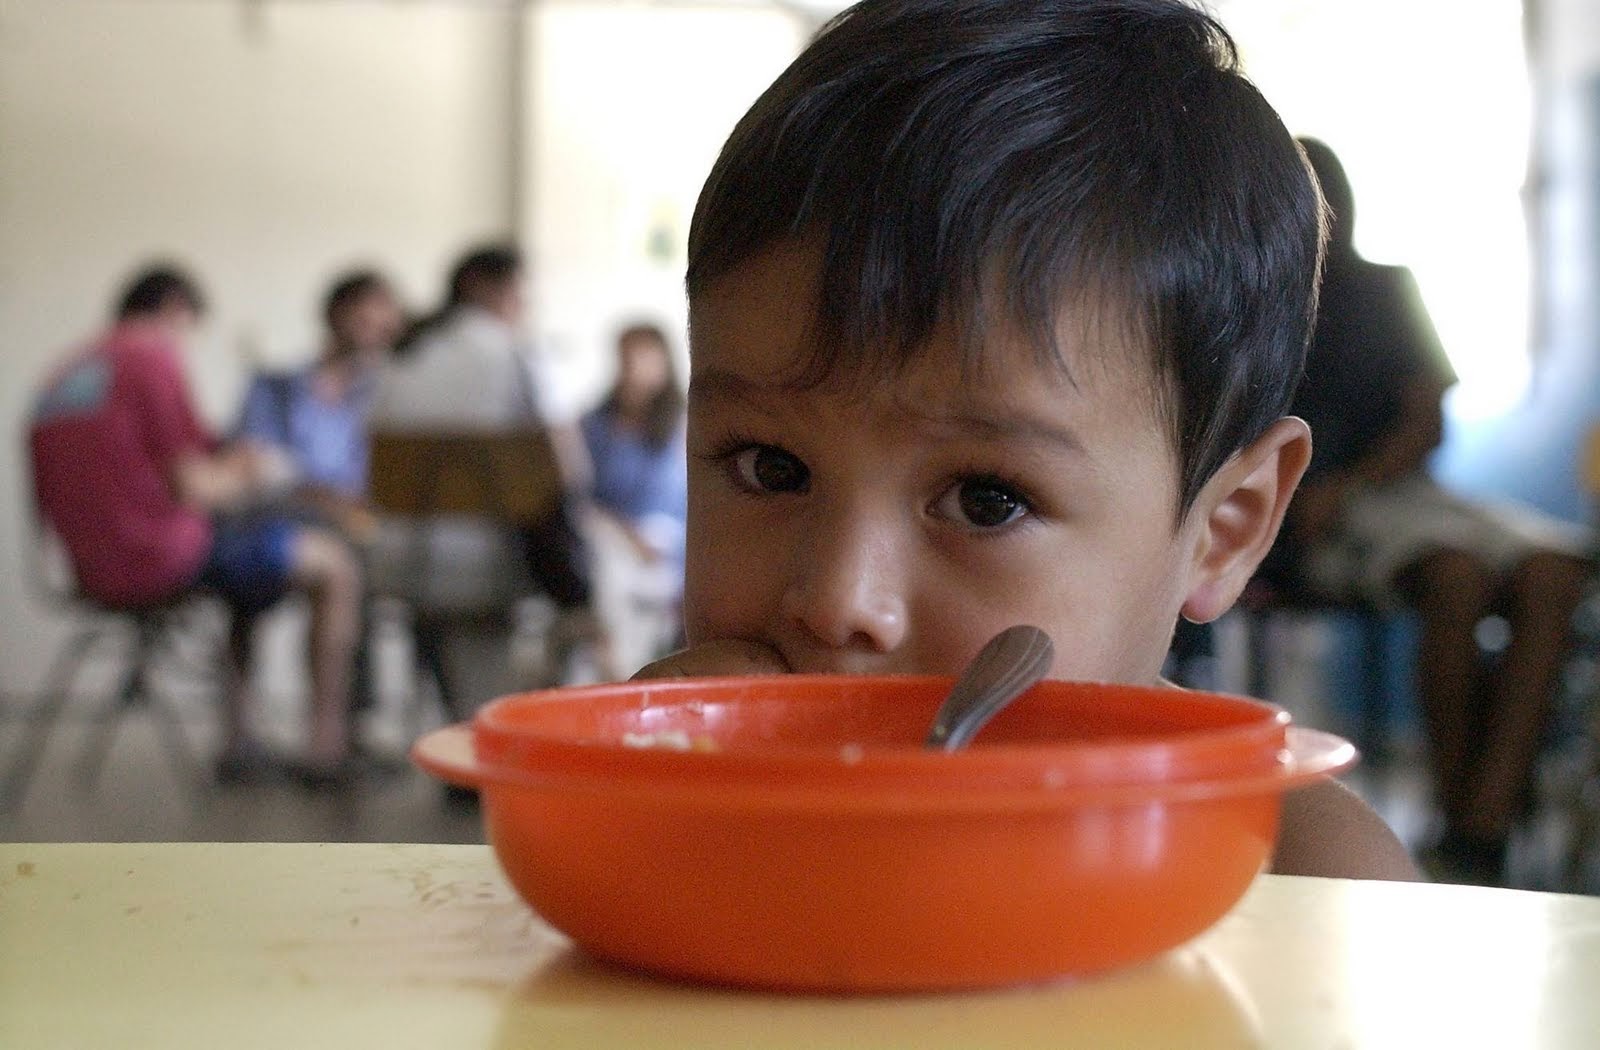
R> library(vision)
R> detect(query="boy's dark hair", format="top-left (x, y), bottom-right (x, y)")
top-left (115, 265), bottom-right (207, 320)
top-left (322, 269), bottom-right (390, 327)
top-left (687, 0), bottom-right (1324, 513)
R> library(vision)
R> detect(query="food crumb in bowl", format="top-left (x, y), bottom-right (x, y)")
top-left (621, 731), bottom-right (717, 752)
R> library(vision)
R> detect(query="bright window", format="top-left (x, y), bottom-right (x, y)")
top-left (1220, 0), bottom-right (1533, 420)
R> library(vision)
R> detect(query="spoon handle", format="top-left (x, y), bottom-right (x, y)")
top-left (926, 625), bottom-right (1055, 751)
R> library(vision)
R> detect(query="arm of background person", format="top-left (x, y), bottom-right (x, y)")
top-left (1293, 375), bottom-right (1451, 543)
top-left (546, 421), bottom-right (594, 495)
top-left (170, 445), bottom-right (269, 511)
top-left (234, 373), bottom-right (287, 446)
top-left (125, 342), bottom-right (262, 513)
top-left (1339, 373), bottom-right (1451, 487)
top-left (1273, 777), bottom-right (1422, 881)
top-left (513, 346), bottom-right (593, 494)
top-left (1293, 377), bottom-right (1450, 545)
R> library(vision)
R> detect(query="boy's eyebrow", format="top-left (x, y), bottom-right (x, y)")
top-left (914, 409), bottom-right (1088, 458)
top-left (687, 367), bottom-right (773, 410)
top-left (691, 366), bottom-right (1088, 458)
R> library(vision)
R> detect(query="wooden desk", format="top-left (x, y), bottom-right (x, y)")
top-left (3, 843), bottom-right (1597, 1048)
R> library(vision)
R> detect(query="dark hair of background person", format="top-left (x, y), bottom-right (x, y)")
top-left (1297, 137), bottom-right (1356, 260)
top-left (395, 243), bottom-right (523, 356)
top-left (603, 322), bottom-right (685, 449)
top-left (115, 265), bottom-right (207, 321)
top-left (322, 269), bottom-right (390, 329)
top-left (686, 0), bottom-right (1326, 515)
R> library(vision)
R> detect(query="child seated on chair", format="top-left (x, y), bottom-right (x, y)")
top-left (634, 0), bottom-right (1418, 880)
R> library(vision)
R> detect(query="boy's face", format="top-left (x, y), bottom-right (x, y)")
top-left (685, 244), bottom-right (1210, 684)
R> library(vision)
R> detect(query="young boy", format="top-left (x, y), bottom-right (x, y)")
top-left (637, 0), bottom-right (1419, 881)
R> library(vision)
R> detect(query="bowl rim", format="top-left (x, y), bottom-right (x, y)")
top-left (411, 676), bottom-right (1357, 811)
top-left (412, 723), bottom-right (1354, 812)
top-left (475, 676), bottom-right (1290, 776)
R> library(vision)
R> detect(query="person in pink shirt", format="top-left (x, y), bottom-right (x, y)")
top-left (30, 266), bottom-right (368, 787)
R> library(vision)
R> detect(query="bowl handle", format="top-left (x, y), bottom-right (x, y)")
top-left (411, 724), bottom-right (484, 788)
top-left (1281, 726), bottom-right (1359, 782)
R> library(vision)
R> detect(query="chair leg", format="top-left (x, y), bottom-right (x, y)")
top-left (74, 619), bottom-right (160, 791)
top-left (1560, 704), bottom-right (1600, 891)
top-left (0, 624), bottom-right (108, 809)
top-left (1357, 613), bottom-right (1392, 763)
top-left (142, 649), bottom-right (204, 794)
top-left (412, 619), bottom-right (464, 723)
top-left (78, 611), bottom-right (212, 796)
top-left (1246, 611), bottom-right (1273, 699)
top-left (1563, 780), bottom-right (1598, 891)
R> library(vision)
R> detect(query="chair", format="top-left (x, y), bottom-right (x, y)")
top-left (1223, 517), bottom-right (1409, 763)
top-left (1232, 578), bottom-right (1406, 761)
top-left (1, 510), bottom-right (220, 810)
top-left (368, 429), bottom-right (563, 527)
top-left (366, 429), bottom-right (564, 723)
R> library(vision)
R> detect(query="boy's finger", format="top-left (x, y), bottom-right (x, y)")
top-left (631, 639), bottom-right (791, 680)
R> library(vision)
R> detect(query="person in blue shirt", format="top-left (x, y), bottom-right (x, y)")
top-left (581, 322), bottom-right (687, 674)
top-left (235, 269), bottom-right (405, 748)
top-left (236, 270), bottom-right (403, 536)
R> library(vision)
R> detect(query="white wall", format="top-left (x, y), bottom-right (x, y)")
top-left (0, 0), bottom-right (516, 690)
top-left (522, 1), bottom-right (802, 416)
top-left (1546, 0), bottom-right (1600, 81)
top-left (0, 0), bottom-right (804, 698)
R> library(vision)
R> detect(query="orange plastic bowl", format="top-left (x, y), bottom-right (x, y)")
top-left (412, 676), bottom-right (1353, 993)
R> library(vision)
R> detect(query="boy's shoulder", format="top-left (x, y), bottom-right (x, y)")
top-left (1273, 778), bottom-right (1419, 882)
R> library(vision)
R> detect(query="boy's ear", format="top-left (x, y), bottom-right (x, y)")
top-left (1179, 416), bottom-right (1312, 624)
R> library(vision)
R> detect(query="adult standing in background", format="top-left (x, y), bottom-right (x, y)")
top-left (581, 322), bottom-right (688, 675)
top-left (29, 265), bottom-right (366, 786)
top-left (1283, 139), bottom-right (1592, 885)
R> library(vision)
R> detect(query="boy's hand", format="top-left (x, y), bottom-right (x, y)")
top-left (632, 639), bottom-right (791, 680)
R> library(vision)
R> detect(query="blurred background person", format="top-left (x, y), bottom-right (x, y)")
top-left (28, 265), bottom-right (366, 787)
top-left (235, 269), bottom-right (405, 740)
top-left (1280, 139), bottom-right (1592, 885)
top-left (375, 245), bottom-right (542, 429)
top-left (235, 269), bottom-right (403, 540)
top-left (581, 322), bottom-right (687, 676)
top-left (369, 244), bottom-right (604, 708)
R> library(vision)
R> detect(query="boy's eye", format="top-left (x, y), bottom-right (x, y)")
top-left (732, 445), bottom-right (810, 494)
top-left (934, 477), bottom-right (1030, 529)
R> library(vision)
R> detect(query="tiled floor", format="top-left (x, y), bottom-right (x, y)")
top-left (0, 703), bottom-right (482, 847)
top-left (2, 612), bottom-right (1596, 895)
top-left (0, 617), bottom-right (484, 845)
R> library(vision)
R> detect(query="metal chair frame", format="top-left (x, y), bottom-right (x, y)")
top-left (1, 511), bottom-right (220, 810)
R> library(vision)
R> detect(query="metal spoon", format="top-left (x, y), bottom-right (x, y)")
top-left (925, 625), bottom-right (1055, 751)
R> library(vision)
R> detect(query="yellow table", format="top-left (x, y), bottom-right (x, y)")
top-left (3, 843), bottom-right (1597, 1049)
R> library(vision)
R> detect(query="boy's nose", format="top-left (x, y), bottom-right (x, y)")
top-left (780, 515), bottom-right (908, 658)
